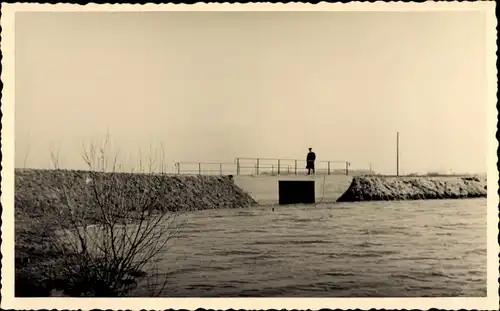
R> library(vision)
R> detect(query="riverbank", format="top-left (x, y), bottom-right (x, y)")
top-left (15, 168), bottom-right (257, 296)
top-left (336, 175), bottom-right (487, 202)
top-left (15, 169), bottom-right (488, 296)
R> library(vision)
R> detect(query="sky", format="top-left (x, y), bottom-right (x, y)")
top-left (15, 11), bottom-right (489, 174)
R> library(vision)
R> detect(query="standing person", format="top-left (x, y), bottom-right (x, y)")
top-left (306, 148), bottom-right (316, 175)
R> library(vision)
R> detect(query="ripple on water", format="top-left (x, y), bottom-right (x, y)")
top-left (129, 199), bottom-right (487, 297)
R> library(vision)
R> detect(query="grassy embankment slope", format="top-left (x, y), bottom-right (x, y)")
top-left (337, 175), bottom-right (487, 202)
top-left (15, 168), bottom-right (257, 296)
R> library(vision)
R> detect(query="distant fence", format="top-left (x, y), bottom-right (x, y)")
top-left (174, 162), bottom-right (236, 175)
top-left (174, 157), bottom-right (363, 176)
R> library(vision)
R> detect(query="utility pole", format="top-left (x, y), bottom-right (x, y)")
top-left (396, 132), bottom-right (400, 177)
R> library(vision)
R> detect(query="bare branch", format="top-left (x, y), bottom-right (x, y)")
top-left (23, 144), bottom-right (30, 169)
top-left (49, 144), bottom-right (61, 169)
top-left (45, 139), bottom-right (182, 296)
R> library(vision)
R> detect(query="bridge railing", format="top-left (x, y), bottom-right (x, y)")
top-left (174, 162), bottom-right (238, 175)
top-left (173, 158), bottom-right (354, 176)
top-left (234, 157), bottom-right (351, 176)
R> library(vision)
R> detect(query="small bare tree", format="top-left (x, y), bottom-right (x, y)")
top-left (48, 137), bottom-right (183, 296)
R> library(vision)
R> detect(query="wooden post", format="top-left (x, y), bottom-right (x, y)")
top-left (328, 161), bottom-right (331, 175)
top-left (198, 163), bottom-right (201, 175)
top-left (346, 162), bottom-right (349, 176)
top-left (277, 159), bottom-right (281, 175)
top-left (294, 160), bottom-right (297, 175)
top-left (220, 163), bottom-right (223, 175)
top-left (236, 158), bottom-right (240, 175)
top-left (256, 158), bottom-right (260, 175)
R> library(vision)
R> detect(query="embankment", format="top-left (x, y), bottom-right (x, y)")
top-left (14, 168), bottom-right (257, 296)
top-left (15, 169), bottom-right (257, 216)
top-left (336, 176), bottom-right (487, 202)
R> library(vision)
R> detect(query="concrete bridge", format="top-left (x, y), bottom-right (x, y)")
top-left (233, 174), bottom-right (353, 205)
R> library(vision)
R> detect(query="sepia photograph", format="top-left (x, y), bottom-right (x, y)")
top-left (1, 2), bottom-right (498, 310)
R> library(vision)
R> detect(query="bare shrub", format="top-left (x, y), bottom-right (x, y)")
top-left (47, 138), bottom-right (183, 296)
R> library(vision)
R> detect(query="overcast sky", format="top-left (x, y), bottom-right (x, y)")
top-left (15, 11), bottom-right (489, 174)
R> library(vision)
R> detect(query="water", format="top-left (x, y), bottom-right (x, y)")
top-left (133, 199), bottom-right (486, 297)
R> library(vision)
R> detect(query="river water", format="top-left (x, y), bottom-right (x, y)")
top-left (131, 198), bottom-right (487, 297)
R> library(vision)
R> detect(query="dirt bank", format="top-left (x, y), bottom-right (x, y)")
top-left (15, 169), bottom-right (257, 216)
top-left (15, 169), bottom-right (257, 297)
top-left (336, 176), bottom-right (487, 202)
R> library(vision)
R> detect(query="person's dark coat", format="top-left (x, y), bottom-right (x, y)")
top-left (306, 152), bottom-right (316, 169)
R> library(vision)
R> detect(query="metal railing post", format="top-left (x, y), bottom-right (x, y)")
top-left (294, 160), bottom-right (297, 175)
top-left (236, 158), bottom-right (240, 175)
top-left (198, 163), bottom-right (201, 175)
top-left (256, 158), bottom-right (260, 175)
top-left (328, 161), bottom-right (331, 175)
top-left (277, 159), bottom-right (280, 175)
top-left (346, 162), bottom-right (349, 176)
